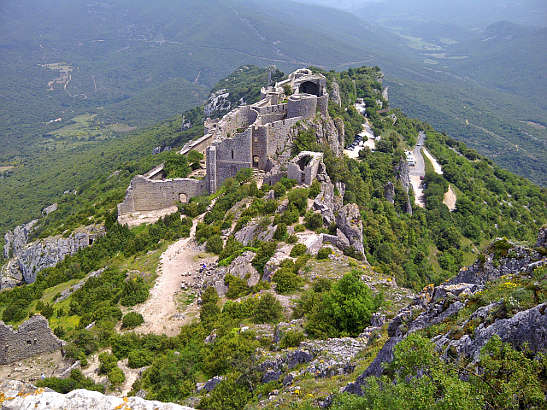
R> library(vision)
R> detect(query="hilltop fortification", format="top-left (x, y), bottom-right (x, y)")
top-left (118, 69), bottom-right (330, 218)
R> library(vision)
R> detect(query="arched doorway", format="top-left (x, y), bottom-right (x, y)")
top-left (299, 81), bottom-right (320, 96)
top-left (179, 193), bottom-right (188, 203)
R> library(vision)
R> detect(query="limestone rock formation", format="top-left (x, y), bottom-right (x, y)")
top-left (1, 225), bottom-right (105, 289)
top-left (394, 159), bottom-right (412, 214)
top-left (433, 303), bottom-right (546, 361)
top-left (0, 380), bottom-right (194, 410)
top-left (3, 219), bottom-right (39, 259)
top-left (329, 81), bottom-right (342, 107)
top-left (336, 204), bottom-right (365, 257)
top-left (313, 171), bottom-right (343, 226)
top-left (204, 88), bottom-right (231, 118)
top-left (41, 203), bottom-right (58, 216)
top-left (384, 182), bottom-right (395, 204)
top-left (344, 232), bottom-right (546, 395)
top-left (0, 315), bottom-right (64, 365)
top-left (226, 251), bottom-right (260, 287)
top-left (234, 221), bottom-right (275, 246)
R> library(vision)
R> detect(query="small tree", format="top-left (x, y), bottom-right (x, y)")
top-left (206, 234), bottom-right (223, 254)
top-left (187, 150), bottom-right (204, 170)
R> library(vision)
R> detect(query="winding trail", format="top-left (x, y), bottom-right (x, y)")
top-left (134, 215), bottom-right (214, 336)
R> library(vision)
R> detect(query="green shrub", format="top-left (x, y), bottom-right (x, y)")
top-left (305, 270), bottom-right (381, 338)
top-left (252, 241), bottom-right (277, 273)
top-left (287, 234), bottom-right (298, 244)
top-left (198, 372), bottom-right (252, 410)
top-left (273, 182), bottom-right (286, 198)
top-left (53, 326), bottom-right (65, 339)
top-left (279, 329), bottom-right (305, 348)
top-left (206, 234), bottom-right (224, 254)
top-left (108, 366), bottom-right (125, 386)
top-left (98, 352), bottom-right (118, 375)
top-left (200, 287), bottom-right (220, 327)
top-left (308, 180), bottom-right (321, 198)
top-left (273, 269), bottom-right (302, 294)
top-left (225, 274), bottom-right (251, 299)
top-left (273, 223), bottom-right (288, 241)
top-left (290, 243), bottom-right (307, 257)
top-left (294, 224), bottom-right (306, 232)
top-left (263, 199), bottom-right (278, 214)
top-left (121, 312), bottom-right (144, 329)
top-left (317, 247), bottom-right (333, 260)
top-left (121, 276), bottom-right (149, 307)
top-left (128, 349), bottom-right (153, 368)
top-left (305, 211), bottom-right (323, 231)
top-left (252, 293), bottom-right (283, 323)
top-left (288, 188), bottom-right (309, 214)
top-left (36, 369), bottom-right (104, 394)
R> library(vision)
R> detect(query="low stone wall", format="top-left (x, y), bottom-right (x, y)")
top-left (0, 315), bottom-right (64, 365)
top-left (118, 176), bottom-right (206, 215)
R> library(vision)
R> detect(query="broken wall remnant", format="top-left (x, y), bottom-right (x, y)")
top-left (0, 315), bottom-right (64, 365)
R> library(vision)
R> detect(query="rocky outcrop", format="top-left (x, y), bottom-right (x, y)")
top-left (0, 315), bottom-right (64, 365)
top-left (41, 203), bottom-right (58, 216)
top-left (55, 268), bottom-right (106, 303)
top-left (394, 159), bottom-right (412, 214)
top-left (345, 232), bottom-right (546, 395)
top-left (204, 89), bottom-right (231, 118)
top-left (289, 114), bottom-right (344, 157)
top-left (234, 221), bottom-right (275, 246)
top-left (313, 172), bottom-right (343, 226)
top-left (336, 204), bottom-right (365, 257)
top-left (448, 239), bottom-right (545, 286)
top-left (0, 380), bottom-right (194, 410)
top-left (433, 303), bottom-right (547, 361)
top-left (384, 182), bottom-right (395, 204)
top-left (329, 81), bottom-right (342, 107)
top-left (226, 251), bottom-right (260, 287)
top-left (1, 225), bottom-right (105, 289)
top-left (3, 219), bottom-right (39, 259)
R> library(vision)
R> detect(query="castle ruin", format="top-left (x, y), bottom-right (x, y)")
top-left (118, 69), bottom-right (329, 218)
top-left (0, 315), bottom-right (64, 365)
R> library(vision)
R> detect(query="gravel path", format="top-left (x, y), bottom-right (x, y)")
top-left (134, 217), bottom-right (211, 336)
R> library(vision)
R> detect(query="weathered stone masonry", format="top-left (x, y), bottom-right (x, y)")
top-left (0, 315), bottom-right (64, 365)
top-left (118, 69), bottom-right (330, 219)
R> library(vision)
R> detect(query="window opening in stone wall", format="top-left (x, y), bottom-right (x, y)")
top-left (231, 150), bottom-right (234, 159)
top-left (299, 81), bottom-right (320, 96)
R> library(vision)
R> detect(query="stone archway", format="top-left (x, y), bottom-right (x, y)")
top-left (179, 193), bottom-right (188, 203)
top-left (253, 155), bottom-right (260, 168)
top-left (299, 81), bottom-right (320, 96)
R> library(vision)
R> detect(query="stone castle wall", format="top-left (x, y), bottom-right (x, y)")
top-left (214, 127), bottom-right (253, 188)
top-left (0, 315), bottom-right (64, 365)
top-left (117, 176), bottom-right (206, 214)
top-left (119, 69), bottom-right (331, 216)
top-left (287, 94), bottom-right (317, 119)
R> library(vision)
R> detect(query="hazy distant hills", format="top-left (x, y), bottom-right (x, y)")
top-left (0, 0), bottom-right (545, 183)
top-left (0, 0), bottom-right (406, 159)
